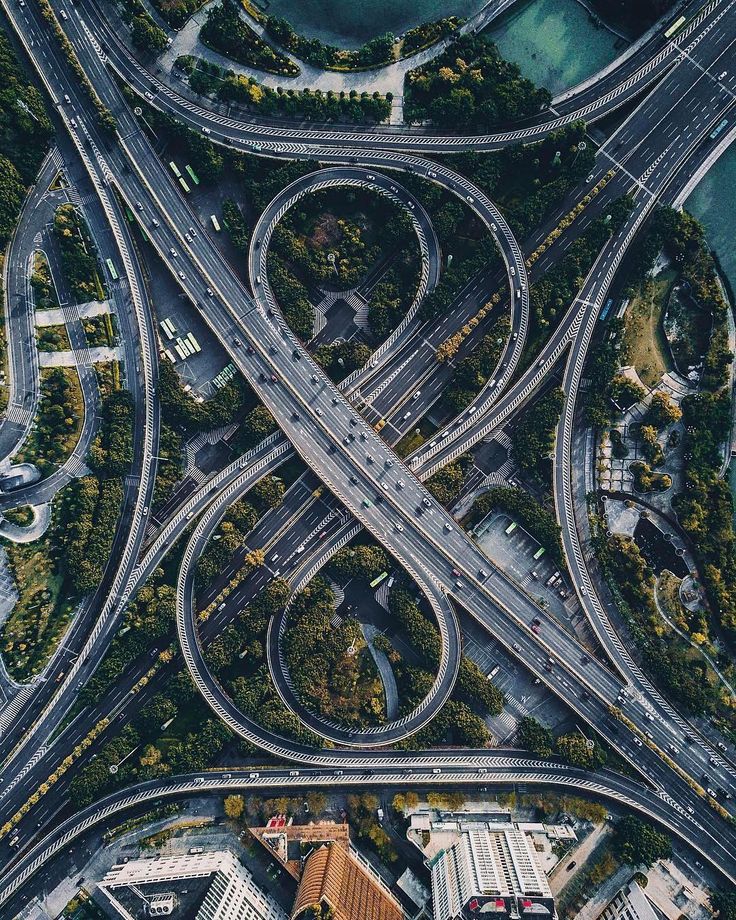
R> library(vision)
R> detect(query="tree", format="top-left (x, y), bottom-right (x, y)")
top-left (250, 476), bottom-right (285, 513)
top-left (516, 716), bottom-right (553, 757)
top-left (711, 889), bottom-right (736, 920)
top-left (645, 391), bottom-right (682, 429)
top-left (224, 795), bottom-right (245, 819)
top-left (555, 733), bottom-right (606, 769)
top-left (613, 816), bottom-right (671, 867)
top-left (131, 15), bottom-right (168, 53)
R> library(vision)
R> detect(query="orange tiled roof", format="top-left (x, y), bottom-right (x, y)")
top-left (292, 842), bottom-right (402, 920)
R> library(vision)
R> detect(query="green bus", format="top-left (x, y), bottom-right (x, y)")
top-left (664, 15), bottom-right (686, 38)
top-left (369, 571), bottom-right (389, 589)
top-left (169, 161), bottom-right (182, 178)
top-left (105, 258), bottom-right (118, 281)
top-left (185, 164), bottom-right (200, 186)
top-left (504, 521), bottom-right (517, 536)
top-left (533, 546), bottom-right (546, 560)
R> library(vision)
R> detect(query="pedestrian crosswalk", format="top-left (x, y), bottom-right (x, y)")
top-left (4, 404), bottom-right (33, 426)
top-left (0, 684), bottom-right (35, 737)
top-left (65, 454), bottom-right (89, 478)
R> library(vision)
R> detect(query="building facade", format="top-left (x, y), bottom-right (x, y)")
top-left (98, 850), bottom-right (288, 920)
top-left (431, 821), bottom-right (555, 920)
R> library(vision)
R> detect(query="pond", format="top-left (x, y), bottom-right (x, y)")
top-left (260, 0), bottom-right (490, 47)
top-left (484, 0), bottom-right (626, 96)
top-left (260, 0), bottom-right (626, 86)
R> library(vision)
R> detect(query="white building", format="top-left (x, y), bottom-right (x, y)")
top-left (431, 821), bottom-right (555, 920)
top-left (98, 849), bottom-right (288, 920)
top-left (597, 882), bottom-right (658, 920)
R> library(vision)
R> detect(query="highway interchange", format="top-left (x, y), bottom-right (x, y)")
top-left (0, 0), bottom-right (736, 909)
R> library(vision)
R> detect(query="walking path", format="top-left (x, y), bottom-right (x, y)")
top-left (161, 0), bottom-right (520, 107)
top-left (361, 621), bottom-right (399, 720)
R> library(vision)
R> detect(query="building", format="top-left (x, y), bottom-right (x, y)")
top-left (291, 840), bottom-right (404, 920)
top-left (430, 820), bottom-right (555, 920)
top-left (597, 882), bottom-right (658, 920)
top-left (97, 849), bottom-right (288, 920)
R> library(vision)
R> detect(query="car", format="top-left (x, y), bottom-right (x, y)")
top-left (178, 271), bottom-right (186, 280)
top-left (189, 227), bottom-right (197, 237)
top-left (60, 8), bottom-right (68, 18)
top-left (152, 218), bottom-right (160, 227)
top-left (292, 411), bottom-right (300, 421)
top-left (381, 481), bottom-right (389, 490)
top-left (249, 772), bottom-right (260, 779)
top-left (587, 173), bottom-right (594, 182)
top-left (233, 337), bottom-right (241, 346)
top-left (144, 91), bottom-right (154, 100)
top-left (510, 266), bottom-right (516, 276)
top-left (718, 741), bottom-right (728, 752)
top-left (169, 248), bottom-right (178, 257)
top-left (432, 768), bottom-right (442, 774)
top-left (412, 390), bottom-right (421, 399)
top-left (394, 523), bottom-right (404, 532)
top-left (270, 374), bottom-right (277, 383)
top-left (396, 480), bottom-right (404, 489)
top-left (444, 523), bottom-right (453, 532)
top-left (512, 642), bottom-right (521, 652)
top-left (350, 475), bottom-right (358, 484)
top-left (455, 580), bottom-right (463, 589)
top-left (315, 408), bottom-right (323, 417)
top-left (311, 374), bottom-right (319, 383)
top-left (334, 769), bottom-right (344, 776)
top-left (544, 663), bottom-right (553, 672)
top-left (366, 173), bottom-right (375, 180)
top-left (63, 94), bottom-right (71, 104)
top-left (206, 287), bottom-right (214, 297)
top-left (185, 233), bottom-right (193, 243)
top-left (292, 349), bottom-right (302, 360)
top-left (633, 737), bottom-right (643, 747)
top-left (686, 805), bottom-right (695, 815)
top-left (385, 459), bottom-right (393, 468)
top-left (422, 497), bottom-right (431, 507)
top-left (566, 862), bottom-right (576, 871)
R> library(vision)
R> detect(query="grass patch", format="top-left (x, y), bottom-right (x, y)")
top-left (83, 313), bottom-right (115, 348)
top-left (622, 270), bottom-right (675, 388)
top-left (4, 505), bottom-right (33, 527)
top-left (31, 251), bottom-right (58, 310)
top-left (14, 366), bottom-right (84, 475)
top-left (94, 361), bottom-right (122, 399)
top-left (395, 418), bottom-right (435, 459)
top-left (0, 523), bottom-right (74, 680)
top-left (37, 323), bottom-right (70, 352)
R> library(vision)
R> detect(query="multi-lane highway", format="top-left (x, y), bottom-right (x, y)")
top-left (2, 0), bottom-right (736, 905)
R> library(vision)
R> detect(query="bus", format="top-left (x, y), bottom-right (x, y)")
top-left (210, 214), bottom-right (221, 232)
top-left (710, 118), bottom-right (729, 141)
top-left (374, 419), bottom-right (386, 432)
top-left (533, 546), bottom-right (546, 560)
top-left (599, 298), bottom-right (614, 322)
top-left (179, 177), bottom-right (191, 194)
top-left (185, 164), bottom-right (200, 186)
top-left (186, 331), bottom-right (202, 353)
top-left (504, 521), bottom-right (517, 536)
top-left (664, 15), bottom-right (686, 38)
top-left (160, 320), bottom-right (174, 341)
top-left (169, 161), bottom-right (182, 178)
top-left (105, 258), bottom-right (118, 281)
top-left (369, 571), bottom-right (389, 589)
